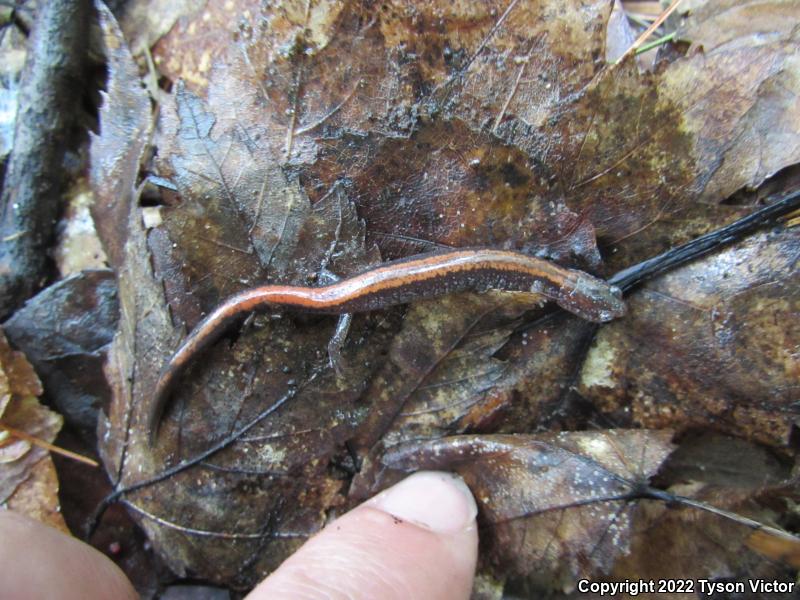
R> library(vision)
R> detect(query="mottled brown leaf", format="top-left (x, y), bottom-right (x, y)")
top-left (90, 0), bottom-right (800, 590)
top-left (562, 0), bottom-right (800, 263)
top-left (613, 433), bottom-right (797, 589)
top-left (679, 0), bottom-right (799, 54)
top-left (579, 227), bottom-right (799, 446)
top-left (0, 326), bottom-right (42, 400)
top-left (353, 430), bottom-right (675, 587)
top-left (150, 0), bottom-right (259, 89)
top-left (0, 327), bottom-right (66, 532)
top-left (670, 0), bottom-right (800, 204)
top-left (4, 457), bottom-right (67, 533)
top-left (118, 0), bottom-right (206, 56)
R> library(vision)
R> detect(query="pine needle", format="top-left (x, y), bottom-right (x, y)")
top-left (0, 422), bottom-right (99, 467)
top-left (617, 0), bottom-right (686, 64)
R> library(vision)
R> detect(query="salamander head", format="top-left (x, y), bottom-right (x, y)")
top-left (554, 274), bottom-right (626, 323)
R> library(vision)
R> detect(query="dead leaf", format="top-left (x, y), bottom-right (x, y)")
top-left (579, 227), bottom-right (799, 446)
top-left (352, 430), bottom-right (675, 589)
top-left (0, 327), bottom-right (66, 532)
top-left (4, 270), bottom-right (118, 439)
top-left (612, 432), bottom-right (798, 594)
top-left (4, 457), bottom-right (67, 533)
top-left (148, 0), bottom-right (257, 89)
top-left (87, 0), bottom-right (800, 590)
top-left (668, 0), bottom-right (800, 204)
top-left (353, 291), bottom-right (538, 451)
top-left (678, 0), bottom-right (800, 54)
top-left (117, 0), bottom-right (206, 57)
top-left (92, 5), bottom-right (386, 586)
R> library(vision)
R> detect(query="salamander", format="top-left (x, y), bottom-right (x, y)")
top-left (147, 248), bottom-right (625, 443)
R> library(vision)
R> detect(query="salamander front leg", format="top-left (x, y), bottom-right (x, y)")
top-left (328, 312), bottom-right (352, 377)
top-left (317, 268), bottom-right (352, 377)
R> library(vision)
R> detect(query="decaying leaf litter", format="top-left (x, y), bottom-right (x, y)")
top-left (0, 0), bottom-right (797, 596)
top-left (0, 327), bottom-right (68, 532)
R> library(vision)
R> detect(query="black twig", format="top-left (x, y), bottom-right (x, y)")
top-left (609, 189), bottom-right (800, 293)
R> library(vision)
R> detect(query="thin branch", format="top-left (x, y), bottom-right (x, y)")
top-left (436, 0), bottom-right (522, 92)
top-left (635, 31), bottom-right (676, 55)
top-left (641, 487), bottom-right (800, 545)
top-left (492, 41), bottom-right (535, 133)
top-left (295, 80), bottom-right (360, 135)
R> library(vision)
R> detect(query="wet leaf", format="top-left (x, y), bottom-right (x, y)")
top-left (88, 0), bottom-right (155, 481)
top-left (92, 3), bottom-right (384, 586)
top-left (560, 0), bottom-right (800, 268)
top-left (88, 0), bottom-right (800, 590)
top-left (579, 227), bottom-right (799, 446)
top-left (4, 270), bottom-right (118, 440)
top-left (353, 429), bottom-right (675, 587)
top-left (89, 1), bottom-right (152, 269)
top-left (353, 291), bottom-right (536, 451)
top-left (612, 432), bottom-right (798, 587)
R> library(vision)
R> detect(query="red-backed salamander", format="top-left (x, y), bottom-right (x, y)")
top-left (147, 248), bottom-right (626, 444)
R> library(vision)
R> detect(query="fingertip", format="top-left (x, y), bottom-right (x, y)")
top-left (366, 471), bottom-right (478, 535)
top-left (0, 510), bottom-right (137, 600)
top-left (249, 471), bottom-right (479, 600)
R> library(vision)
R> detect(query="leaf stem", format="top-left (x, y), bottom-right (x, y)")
top-left (640, 485), bottom-right (800, 545)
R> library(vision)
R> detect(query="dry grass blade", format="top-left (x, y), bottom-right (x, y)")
top-left (0, 422), bottom-right (98, 467)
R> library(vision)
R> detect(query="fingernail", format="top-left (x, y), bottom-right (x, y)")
top-left (367, 471), bottom-right (478, 534)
